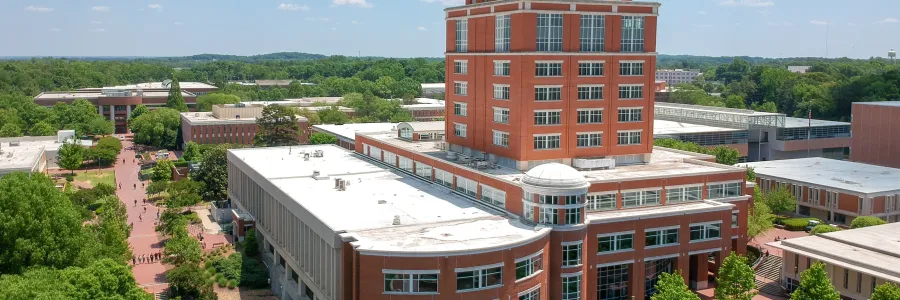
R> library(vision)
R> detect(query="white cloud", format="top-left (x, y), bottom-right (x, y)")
top-left (417, 26), bottom-right (428, 31)
top-left (147, 4), bottom-right (163, 11)
top-left (720, 0), bottom-right (774, 7)
top-left (304, 17), bottom-right (332, 22)
top-left (174, 21), bottom-right (184, 25)
top-left (809, 20), bottom-right (831, 26)
top-left (25, 5), bottom-right (53, 12)
top-left (697, 11), bottom-right (707, 15)
top-left (48, 28), bottom-right (61, 32)
top-left (91, 28), bottom-right (106, 32)
top-left (332, 0), bottom-right (372, 8)
top-left (278, 3), bottom-right (310, 11)
top-left (90, 20), bottom-right (102, 25)
top-left (92, 6), bottom-right (111, 12)
top-left (878, 18), bottom-right (899, 24)
top-left (420, 0), bottom-right (464, 6)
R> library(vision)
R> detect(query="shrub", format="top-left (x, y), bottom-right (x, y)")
top-left (227, 280), bottom-right (237, 289)
top-left (65, 173), bottom-right (75, 182)
top-left (218, 278), bottom-right (228, 288)
top-left (216, 273), bottom-right (225, 282)
top-left (810, 225), bottom-right (840, 235)
top-left (87, 200), bottom-right (105, 211)
top-left (204, 260), bottom-right (214, 269)
top-left (780, 218), bottom-right (821, 231)
top-left (850, 216), bottom-right (887, 229)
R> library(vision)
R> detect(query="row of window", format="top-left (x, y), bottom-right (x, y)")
top-left (454, 14), bottom-right (644, 53)
top-left (599, 223), bottom-right (722, 254)
top-left (384, 251), bottom-right (545, 295)
top-left (484, 107), bottom-right (642, 125)
top-left (454, 82), bottom-right (644, 101)
top-left (453, 60), bottom-right (644, 77)
top-left (584, 183), bottom-right (741, 212)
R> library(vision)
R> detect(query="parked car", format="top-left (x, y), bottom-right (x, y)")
top-left (805, 220), bottom-right (821, 232)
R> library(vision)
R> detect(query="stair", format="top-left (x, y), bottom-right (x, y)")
top-left (155, 290), bottom-right (168, 300)
top-left (755, 256), bottom-right (785, 297)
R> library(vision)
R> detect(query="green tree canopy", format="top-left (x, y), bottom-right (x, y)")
top-left (28, 121), bottom-right (56, 136)
top-left (244, 228), bottom-right (259, 257)
top-left (166, 77), bottom-right (188, 112)
top-left (128, 104), bottom-right (149, 121)
top-left (166, 179), bottom-right (203, 208)
top-left (129, 108), bottom-right (181, 149)
top-left (790, 262), bottom-right (840, 300)
top-left (654, 139), bottom-right (741, 165)
top-left (192, 145), bottom-right (228, 201)
top-left (53, 99), bottom-right (113, 136)
top-left (715, 252), bottom-right (757, 300)
top-left (162, 231), bottom-right (202, 266)
top-left (57, 143), bottom-right (85, 174)
top-left (0, 123), bottom-right (23, 137)
top-left (151, 159), bottom-right (175, 182)
top-left (318, 106), bottom-right (351, 124)
top-left (761, 186), bottom-right (797, 215)
top-left (809, 224), bottom-right (840, 235)
top-left (196, 93), bottom-right (241, 111)
top-left (253, 105), bottom-right (301, 147)
top-left (748, 188), bottom-right (775, 240)
top-left (182, 141), bottom-right (201, 162)
top-left (81, 118), bottom-right (115, 136)
top-left (309, 132), bottom-right (338, 145)
top-left (850, 216), bottom-right (887, 229)
top-left (0, 259), bottom-right (152, 300)
top-left (146, 180), bottom-right (169, 196)
top-left (166, 262), bottom-right (216, 300)
top-left (650, 271), bottom-right (699, 300)
top-left (872, 283), bottom-right (900, 300)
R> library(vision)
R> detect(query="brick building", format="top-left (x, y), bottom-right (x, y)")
top-left (851, 101), bottom-right (900, 169)
top-left (181, 104), bottom-right (309, 147)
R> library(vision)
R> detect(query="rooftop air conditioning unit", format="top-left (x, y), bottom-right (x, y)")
top-left (392, 215), bottom-right (401, 225)
top-left (334, 178), bottom-right (342, 189)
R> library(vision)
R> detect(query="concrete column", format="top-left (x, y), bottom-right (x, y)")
top-left (127, 105), bottom-right (132, 118)
top-left (696, 256), bottom-right (709, 289)
top-left (98, 105), bottom-right (103, 115)
top-left (109, 107), bottom-right (114, 122)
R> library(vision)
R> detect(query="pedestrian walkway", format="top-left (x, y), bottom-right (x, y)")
top-left (114, 136), bottom-right (169, 295)
top-left (750, 228), bottom-right (809, 257)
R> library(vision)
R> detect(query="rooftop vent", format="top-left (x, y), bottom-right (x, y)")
top-left (392, 215), bottom-right (401, 225)
top-left (377, 200), bottom-right (387, 204)
top-left (9, 141), bottom-right (19, 147)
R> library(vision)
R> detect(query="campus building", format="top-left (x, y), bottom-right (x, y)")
top-left (0, 130), bottom-right (91, 176)
top-left (655, 103), bottom-right (851, 162)
top-left (767, 223), bottom-right (900, 300)
top-left (180, 104), bottom-right (309, 148)
top-left (655, 69), bottom-right (701, 86)
top-left (742, 157), bottom-right (900, 225)
top-left (310, 123), bottom-right (401, 150)
top-left (850, 101), bottom-right (900, 169)
top-left (245, 97), bottom-right (446, 122)
top-left (34, 81), bottom-right (218, 133)
top-left (225, 1), bottom-right (758, 300)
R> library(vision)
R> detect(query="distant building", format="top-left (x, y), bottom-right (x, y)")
top-left (0, 130), bottom-right (92, 176)
top-left (768, 223), bottom-right (900, 299)
top-left (180, 104), bottom-right (309, 148)
top-left (655, 69), bottom-right (701, 86)
top-left (787, 66), bottom-right (811, 73)
top-left (743, 157), bottom-right (900, 225)
top-left (243, 97), bottom-right (445, 122)
top-left (34, 81), bottom-right (218, 133)
top-left (420, 83), bottom-right (445, 97)
top-left (309, 123), bottom-right (400, 150)
top-left (255, 80), bottom-right (296, 89)
top-left (851, 101), bottom-right (900, 168)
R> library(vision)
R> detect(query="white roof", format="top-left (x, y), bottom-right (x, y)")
top-left (782, 117), bottom-right (849, 128)
top-left (0, 143), bottom-right (44, 173)
top-left (180, 112), bottom-right (257, 125)
top-left (420, 83), bottom-right (445, 89)
top-left (742, 158), bottom-right (900, 195)
top-left (398, 121), bottom-right (444, 132)
top-left (654, 119), bottom-right (744, 135)
top-left (101, 81), bottom-right (216, 90)
top-left (855, 101), bottom-right (900, 108)
top-left (523, 163), bottom-right (589, 188)
top-left (312, 123), bottom-right (398, 141)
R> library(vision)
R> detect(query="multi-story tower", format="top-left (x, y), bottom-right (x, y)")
top-left (445, 0), bottom-right (659, 170)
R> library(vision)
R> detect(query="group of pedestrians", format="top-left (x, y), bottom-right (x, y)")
top-left (132, 252), bottom-right (162, 265)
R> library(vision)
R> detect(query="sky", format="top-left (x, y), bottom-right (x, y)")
top-left (1, 0), bottom-right (898, 59)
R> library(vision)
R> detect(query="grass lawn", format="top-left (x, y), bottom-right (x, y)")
top-left (74, 170), bottom-right (116, 188)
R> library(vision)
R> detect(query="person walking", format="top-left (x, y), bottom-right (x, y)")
top-left (133, 183), bottom-right (136, 190)
top-left (134, 199), bottom-right (137, 207)
top-left (139, 214), bottom-right (142, 222)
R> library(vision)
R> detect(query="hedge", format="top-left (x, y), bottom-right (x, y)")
top-left (779, 217), bottom-right (822, 231)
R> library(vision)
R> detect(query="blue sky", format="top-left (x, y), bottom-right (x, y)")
top-left (1, 0), bottom-right (898, 58)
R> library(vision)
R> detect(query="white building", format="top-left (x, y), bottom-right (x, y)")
top-left (655, 69), bottom-right (701, 86)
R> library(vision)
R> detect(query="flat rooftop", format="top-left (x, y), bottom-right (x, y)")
top-left (654, 119), bottom-right (745, 135)
top-left (181, 112), bottom-right (258, 125)
top-left (277, 97), bottom-right (343, 107)
top-left (783, 117), bottom-right (849, 128)
top-left (420, 83), bottom-right (445, 89)
top-left (36, 91), bottom-right (193, 100)
top-left (0, 143), bottom-right (44, 172)
top-left (656, 102), bottom-right (783, 118)
top-left (742, 158), bottom-right (900, 195)
top-left (362, 133), bottom-right (741, 184)
top-left (312, 123), bottom-right (398, 141)
top-left (855, 101), bottom-right (900, 108)
top-left (81, 81), bottom-right (217, 90)
top-left (768, 223), bottom-right (900, 283)
top-left (229, 145), bottom-right (547, 253)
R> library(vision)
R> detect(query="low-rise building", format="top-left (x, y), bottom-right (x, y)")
top-left (243, 97), bottom-right (445, 122)
top-left (181, 104), bottom-right (309, 147)
top-left (787, 66), bottom-right (812, 74)
top-left (310, 123), bottom-right (400, 150)
top-left (420, 83), bottom-right (445, 97)
top-left (851, 101), bottom-right (900, 169)
top-left (0, 130), bottom-right (91, 176)
top-left (655, 69), bottom-right (701, 86)
top-left (767, 223), bottom-right (900, 300)
top-left (742, 157), bottom-right (900, 225)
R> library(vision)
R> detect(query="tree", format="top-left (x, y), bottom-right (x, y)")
top-left (57, 143), bottom-right (85, 174)
top-left (146, 180), bottom-right (168, 197)
top-left (0, 123), bottom-right (23, 137)
top-left (129, 108), bottom-right (181, 149)
top-left (752, 101), bottom-right (779, 113)
top-left (80, 195), bottom-right (133, 264)
top-left (761, 186), bottom-right (797, 215)
top-left (81, 118), bottom-right (115, 136)
top-left (54, 99), bottom-right (112, 136)
top-left (151, 159), bottom-right (175, 182)
top-left (253, 105), bottom-right (301, 147)
top-left (162, 232), bottom-right (202, 265)
top-left (850, 216), bottom-right (887, 229)
top-left (0, 259), bottom-right (153, 300)
top-left (309, 132), bottom-right (338, 145)
top-left (192, 145), bottom-right (228, 201)
top-left (872, 283), bottom-right (900, 300)
top-left (182, 141), bottom-right (201, 162)
top-left (318, 106), bottom-right (351, 124)
top-left (809, 224), bottom-right (840, 235)
top-left (711, 145), bottom-right (740, 166)
top-left (747, 188), bottom-right (775, 241)
top-left (129, 104), bottom-right (149, 121)
top-left (166, 179), bottom-right (203, 208)
top-left (244, 228), bottom-right (259, 257)
top-left (295, 108), bottom-right (322, 125)
top-left (167, 262), bottom-right (216, 300)
top-left (650, 271), bottom-right (699, 300)
top-left (790, 262), bottom-right (840, 300)
top-left (0, 172), bottom-right (87, 274)
top-left (196, 93), bottom-right (241, 111)
top-left (166, 77), bottom-right (188, 112)
top-left (724, 95), bottom-right (746, 109)
top-left (715, 252), bottom-right (757, 300)
top-left (28, 121), bottom-right (56, 136)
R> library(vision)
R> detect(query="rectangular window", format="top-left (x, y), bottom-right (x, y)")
top-left (618, 85), bottom-right (643, 99)
top-left (618, 108), bottom-right (642, 122)
top-left (519, 287), bottom-right (541, 300)
top-left (843, 269), bottom-right (849, 289)
top-left (577, 109), bottom-right (603, 124)
top-left (454, 123), bottom-right (467, 138)
top-left (534, 110), bottom-right (562, 125)
top-left (494, 61), bottom-right (511, 76)
top-left (414, 161), bottom-right (432, 180)
top-left (495, 15), bottom-right (511, 52)
top-left (619, 62), bottom-right (644, 76)
top-left (454, 82), bottom-right (467, 96)
top-left (456, 265), bottom-right (503, 292)
top-left (576, 133), bottom-right (603, 148)
top-left (562, 274), bottom-right (582, 300)
top-left (493, 85), bottom-right (510, 100)
top-left (645, 227), bottom-right (679, 248)
top-left (690, 222), bottom-right (722, 241)
top-left (384, 272), bottom-right (439, 294)
top-left (493, 107), bottom-right (510, 124)
top-left (535, 87), bottom-right (562, 101)
top-left (562, 242), bottom-right (582, 267)
top-left (536, 14), bottom-right (563, 52)
top-left (578, 62), bottom-right (604, 76)
top-left (493, 130), bottom-right (509, 147)
top-left (577, 86), bottom-right (604, 100)
top-left (540, 207), bottom-right (558, 224)
top-left (399, 156), bottom-right (413, 172)
top-left (707, 182), bottom-right (742, 199)
top-left (732, 210), bottom-right (739, 228)
top-left (455, 175), bottom-right (478, 198)
top-left (481, 184), bottom-right (506, 206)
top-left (621, 16), bottom-right (645, 53)
top-left (621, 189), bottom-right (660, 208)
top-left (535, 62), bottom-right (563, 77)
top-left (454, 60), bottom-right (468, 74)
top-left (565, 208), bottom-right (582, 224)
top-left (617, 131), bottom-right (642, 145)
top-left (515, 252), bottom-right (543, 280)
top-left (580, 15), bottom-right (605, 52)
top-left (453, 102), bottom-right (467, 116)
top-left (534, 134), bottom-right (561, 150)
top-left (666, 186), bottom-right (702, 203)
top-left (434, 168), bottom-right (452, 188)
top-left (455, 19), bottom-right (468, 52)
top-left (586, 193), bottom-right (616, 211)
top-left (598, 232), bottom-right (634, 253)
